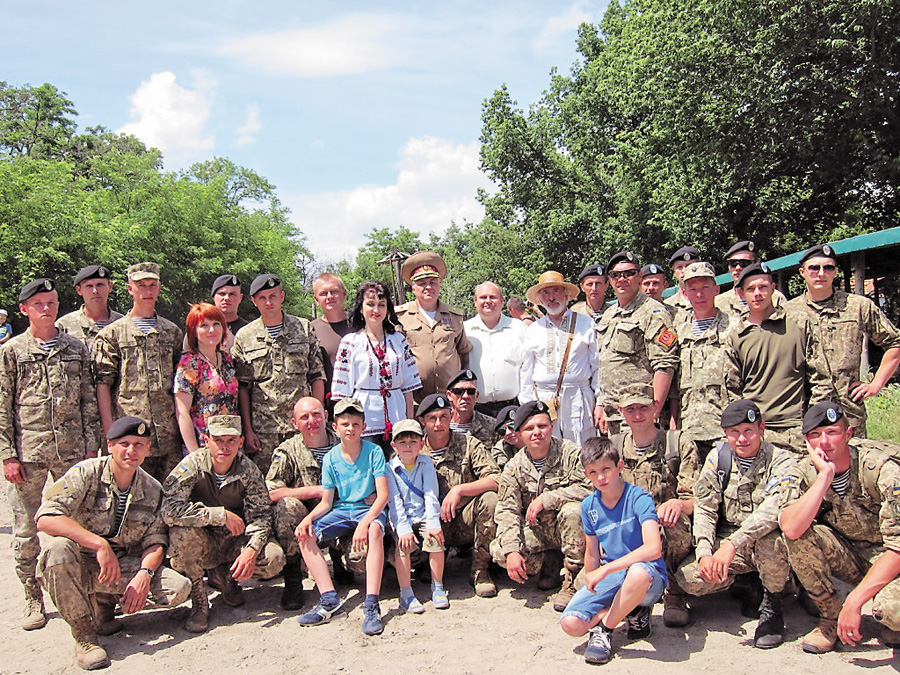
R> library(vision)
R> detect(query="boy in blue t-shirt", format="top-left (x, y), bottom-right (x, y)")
top-left (560, 436), bottom-right (667, 665)
top-left (296, 398), bottom-right (390, 635)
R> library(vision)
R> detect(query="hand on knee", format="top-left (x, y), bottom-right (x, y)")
top-left (561, 615), bottom-right (590, 637)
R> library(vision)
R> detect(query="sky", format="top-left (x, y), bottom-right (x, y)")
top-left (5, 1), bottom-right (610, 262)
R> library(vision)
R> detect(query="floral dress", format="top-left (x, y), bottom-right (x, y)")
top-left (173, 351), bottom-right (239, 439)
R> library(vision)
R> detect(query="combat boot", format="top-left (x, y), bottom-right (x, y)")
top-left (215, 563), bottom-right (245, 607)
top-left (753, 589), bottom-right (785, 649)
top-left (662, 591), bottom-right (690, 627)
top-left (22, 578), bottom-right (46, 631)
top-left (801, 591), bottom-right (841, 654)
top-left (70, 615), bottom-right (110, 670)
top-left (472, 549), bottom-right (497, 598)
top-left (537, 550), bottom-right (563, 591)
top-left (552, 561), bottom-right (581, 612)
top-left (184, 578), bottom-right (210, 633)
top-left (91, 594), bottom-right (123, 636)
top-left (280, 555), bottom-right (305, 611)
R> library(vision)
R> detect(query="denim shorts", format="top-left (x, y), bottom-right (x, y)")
top-left (313, 504), bottom-right (387, 543)
top-left (561, 562), bottom-right (666, 623)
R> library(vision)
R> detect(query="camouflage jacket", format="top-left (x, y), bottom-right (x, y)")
top-left (423, 431), bottom-right (500, 508)
top-left (57, 307), bottom-right (124, 352)
top-left (466, 409), bottom-right (496, 447)
top-left (265, 430), bottom-right (337, 491)
top-left (611, 428), bottom-right (699, 504)
top-left (491, 438), bottom-right (520, 471)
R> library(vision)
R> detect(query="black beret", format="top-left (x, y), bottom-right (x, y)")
top-left (73, 265), bottom-right (111, 286)
top-left (578, 264), bottom-right (606, 282)
top-left (669, 246), bottom-right (700, 265)
top-left (211, 274), bottom-right (241, 295)
top-left (607, 251), bottom-right (639, 270)
top-left (108, 416), bottom-right (151, 440)
top-left (447, 369), bottom-right (478, 388)
top-left (802, 401), bottom-right (845, 435)
top-left (720, 400), bottom-right (762, 428)
top-left (641, 263), bottom-right (664, 276)
top-left (725, 241), bottom-right (757, 258)
top-left (493, 405), bottom-right (519, 433)
top-left (250, 273), bottom-right (281, 297)
top-left (513, 401), bottom-right (551, 431)
top-left (18, 278), bottom-right (55, 303)
top-left (736, 262), bottom-right (772, 288)
top-left (417, 394), bottom-right (451, 417)
top-left (798, 244), bottom-right (837, 265)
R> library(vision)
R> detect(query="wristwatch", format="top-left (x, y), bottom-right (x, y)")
top-left (139, 567), bottom-right (155, 579)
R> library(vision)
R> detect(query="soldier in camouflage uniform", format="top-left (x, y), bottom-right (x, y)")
top-left (93, 262), bottom-right (182, 483)
top-left (778, 401), bottom-right (900, 652)
top-left (1, 278), bottom-right (100, 631)
top-left (663, 246), bottom-right (700, 316)
top-left (785, 244), bottom-right (900, 437)
top-left (36, 416), bottom-right (191, 670)
top-left (418, 393), bottom-right (500, 597)
top-left (446, 369), bottom-right (496, 446)
top-left (596, 251), bottom-right (679, 436)
top-left (612, 382), bottom-right (699, 626)
top-left (675, 400), bottom-right (796, 649)
top-left (714, 241), bottom-right (787, 318)
top-left (491, 401), bottom-right (591, 612)
top-left (232, 273), bottom-right (326, 476)
top-left (490, 405), bottom-right (522, 470)
top-left (570, 264), bottom-right (609, 321)
top-left (56, 265), bottom-right (123, 352)
top-left (162, 415), bottom-right (285, 633)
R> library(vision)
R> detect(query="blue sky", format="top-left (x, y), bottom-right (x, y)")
top-left (5, 1), bottom-right (609, 260)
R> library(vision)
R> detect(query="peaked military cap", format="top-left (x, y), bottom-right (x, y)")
top-left (126, 262), bottom-right (159, 281)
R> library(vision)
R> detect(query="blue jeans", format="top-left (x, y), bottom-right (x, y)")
top-left (561, 562), bottom-right (666, 623)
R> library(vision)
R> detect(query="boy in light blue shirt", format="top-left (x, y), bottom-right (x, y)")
top-left (387, 419), bottom-right (447, 613)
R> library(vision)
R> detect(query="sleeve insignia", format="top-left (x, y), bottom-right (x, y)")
top-left (654, 327), bottom-right (677, 350)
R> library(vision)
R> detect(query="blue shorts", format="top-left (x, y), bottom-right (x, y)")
top-left (561, 563), bottom-right (666, 623)
top-left (312, 505), bottom-right (387, 543)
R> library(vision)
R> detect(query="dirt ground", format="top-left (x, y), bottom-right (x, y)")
top-left (0, 488), bottom-right (896, 675)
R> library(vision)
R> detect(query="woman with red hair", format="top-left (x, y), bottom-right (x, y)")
top-left (174, 302), bottom-right (238, 452)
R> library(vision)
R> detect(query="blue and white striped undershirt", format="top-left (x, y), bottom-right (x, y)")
top-left (266, 322), bottom-right (283, 339)
top-left (691, 316), bottom-right (717, 337)
top-left (110, 487), bottom-right (131, 535)
top-left (831, 469), bottom-right (851, 497)
top-left (133, 316), bottom-right (157, 334)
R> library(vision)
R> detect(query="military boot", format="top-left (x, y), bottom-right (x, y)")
top-left (537, 550), bottom-right (563, 591)
top-left (471, 549), bottom-right (497, 598)
top-left (70, 615), bottom-right (110, 670)
top-left (662, 591), bottom-right (691, 627)
top-left (216, 563), bottom-right (245, 607)
top-left (184, 578), bottom-right (210, 633)
top-left (91, 594), bottom-right (123, 636)
top-left (801, 591), bottom-right (841, 654)
top-left (280, 555), bottom-right (305, 611)
top-left (753, 589), bottom-right (785, 649)
top-left (22, 578), bottom-right (47, 631)
top-left (552, 561), bottom-right (581, 612)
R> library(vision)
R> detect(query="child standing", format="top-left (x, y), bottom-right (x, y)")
top-left (296, 398), bottom-right (390, 635)
top-left (386, 419), bottom-right (448, 612)
top-left (560, 436), bottom-right (667, 665)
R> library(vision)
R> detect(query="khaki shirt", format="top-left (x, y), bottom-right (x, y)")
top-left (612, 428), bottom-right (699, 504)
top-left (57, 307), bottom-right (124, 352)
top-left (0, 331), bottom-right (100, 462)
top-left (715, 287), bottom-right (787, 318)
top-left (162, 448), bottom-right (272, 552)
top-left (786, 290), bottom-right (900, 428)
top-left (692, 440), bottom-right (797, 559)
top-left (396, 300), bottom-right (472, 400)
top-left (265, 430), bottom-right (337, 491)
top-left (423, 432), bottom-right (500, 508)
top-left (232, 314), bottom-right (326, 436)
top-left (571, 300), bottom-right (607, 321)
top-left (92, 314), bottom-right (182, 456)
top-left (37, 456), bottom-right (168, 557)
top-left (494, 437), bottom-right (591, 557)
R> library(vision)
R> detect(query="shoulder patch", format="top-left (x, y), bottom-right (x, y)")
top-left (654, 327), bottom-right (677, 350)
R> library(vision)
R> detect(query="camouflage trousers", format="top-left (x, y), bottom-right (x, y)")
top-left (675, 530), bottom-right (790, 596)
top-left (661, 514), bottom-right (693, 596)
top-left (168, 526), bottom-right (285, 581)
top-left (253, 432), bottom-right (293, 478)
top-left (443, 492), bottom-right (498, 572)
top-left (785, 524), bottom-right (900, 631)
top-left (272, 497), bottom-right (365, 573)
top-left (765, 427), bottom-right (805, 456)
top-left (490, 501), bottom-right (585, 573)
top-left (140, 452), bottom-right (182, 486)
top-left (37, 536), bottom-right (191, 623)
top-left (6, 458), bottom-right (74, 585)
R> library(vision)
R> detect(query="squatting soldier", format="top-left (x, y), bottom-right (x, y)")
top-left (232, 273), bottom-right (326, 475)
top-left (162, 415), bottom-right (285, 633)
top-left (664, 246), bottom-right (701, 315)
top-left (491, 401), bottom-right (591, 612)
top-left (56, 265), bottom-right (123, 351)
top-left (675, 400), bottom-right (796, 649)
top-left (786, 244), bottom-right (900, 437)
top-left (36, 417), bottom-right (191, 670)
top-left (1, 278), bottom-right (100, 631)
top-left (446, 369), bottom-right (496, 445)
top-left (714, 240), bottom-right (787, 318)
top-left (612, 383), bottom-right (699, 627)
top-left (93, 262), bottom-right (182, 482)
top-left (490, 405), bottom-right (522, 471)
top-left (418, 394), bottom-right (500, 597)
top-left (778, 402), bottom-right (900, 652)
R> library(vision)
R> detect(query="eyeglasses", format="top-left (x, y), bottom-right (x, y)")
top-left (806, 264), bottom-right (837, 273)
top-left (726, 258), bottom-right (752, 268)
top-left (608, 269), bottom-right (639, 280)
top-left (449, 387), bottom-right (477, 396)
top-left (502, 423), bottom-right (515, 433)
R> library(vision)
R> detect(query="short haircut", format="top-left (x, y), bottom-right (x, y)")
top-left (313, 272), bottom-right (346, 295)
top-left (580, 436), bottom-right (619, 467)
top-left (185, 303), bottom-right (228, 352)
top-left (473, 281), bottom-right (504, 299)
top-left (507, 297), bottom-right (526, 312)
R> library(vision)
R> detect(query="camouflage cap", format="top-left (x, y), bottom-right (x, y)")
top-left (107, 416), bottom-right (151, 440)
top-left (513, 401), bottom-right (550, 431)
top-left (618, 382), bottom-right (655, 408)
top-left (207, 414), bottom-right (243, 436)
top-left (333, 397), bottom-right (365, 416)
top-left (720, 400), bottom-right (762, 428)
top-left (73, 265), bottom-right (111, 286)
top-left (392, 418), bottom-right (425, 440)
top-left (126, 262), bottom-right (160, 281)
top-left (682, 261), bottom-right (717, 282)
top-left (18, 278), bottom-right (56, 303)
top-left (802, 401), bottom-right (845, 435)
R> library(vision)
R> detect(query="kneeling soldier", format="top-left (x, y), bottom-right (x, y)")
top-left (779, 401), bottom-right (900, 652)
top-left (36, 417), bottom-right (191, 670)
top-left (162, 415), bottom-right (285, 633)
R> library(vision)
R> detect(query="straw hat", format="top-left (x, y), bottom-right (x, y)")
top-left (525, 271), bottom-right (579, 307)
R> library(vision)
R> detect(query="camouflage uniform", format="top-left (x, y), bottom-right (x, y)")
top-left (57, 307), bottom-right (124, 352)
top-left (466, 409), bottom-right (496, 447)
top-left (162, 449), bottom-right (284, 580)
top-left (596, 293), bottom-right (679, 434)
top-left (36, 457), bottom-right (191, 623)
top-left (675, 440), bottom-right (796, 596)
top-left (92, 315), bottom-right (182, 481)
top-left (491, 438), bottom-right (520, 471)
top-left (786, 290), bottom-right (900, 436)
top-left (0, 331), bottom-right (100, 587)
top-left (232, 315), bottom-right (325, 475)
top-left (491, 438), bottom-right (591, 572)
top-left (779, 438), bottom-right (900, 631)
top-left (715, 288), bottom-right (787, 319)
top-left (664, 288), bottom-right (691, 316)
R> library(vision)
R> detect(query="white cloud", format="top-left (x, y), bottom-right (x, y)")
top-left (118, 71), bottom-right (215, 166)
top-left (235, 103), bottom-right (262, 146)
top-left (535, 3), bottom-right (592, 51)
top-left (216, 13), bottom-right (411, 77)
top-left (285, 136), bottom-right (495, 260)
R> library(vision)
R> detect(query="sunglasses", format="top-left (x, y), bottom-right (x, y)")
top-left (449, 387), bottom-right (477, 396)
top-left (608, 269), bottom-right (639, 280)
top-left (806, 264), bottom-right (837, 273)
top-left (726, 258), bottom-right (752, 268)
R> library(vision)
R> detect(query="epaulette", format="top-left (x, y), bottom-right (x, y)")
top-left (445, 305), bottom-right (464, 316)
top-left (396, 302), bottom-right (415, 314)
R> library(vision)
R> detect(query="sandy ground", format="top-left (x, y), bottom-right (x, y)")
top-left (0, 488), bottom-right (896, 675)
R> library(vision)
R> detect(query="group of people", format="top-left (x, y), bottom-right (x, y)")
top-left (1, 239), bottom-right (899, 669)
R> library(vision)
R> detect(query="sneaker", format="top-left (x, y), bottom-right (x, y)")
top-left (400, 594), bottom-right (425, 615)
top-left (626, 605), bottom-right (651, 640)
top-left (297, 597), bottom-right (344, 627)
top-left (432, 586), bottom-right (450, 610)
top-left (584, 625), bottom-right (613, 665)
top-left (362, 603), bottom-right (384, 636)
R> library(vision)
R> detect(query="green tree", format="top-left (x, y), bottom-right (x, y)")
top-left (0, 82), bottom-right (77, 159)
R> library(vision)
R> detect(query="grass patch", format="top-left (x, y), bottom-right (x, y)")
top-left (866, 383), bottom-right (900, 441)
